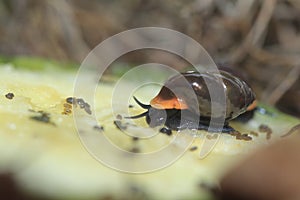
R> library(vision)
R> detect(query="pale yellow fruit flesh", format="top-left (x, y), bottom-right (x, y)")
top-left (0, 64), bottom-right (299, 200)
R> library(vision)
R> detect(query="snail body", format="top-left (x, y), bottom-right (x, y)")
top-left (128, 70), bottom-right (256, 133)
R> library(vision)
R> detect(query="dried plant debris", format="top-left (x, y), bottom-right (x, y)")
top-left (114, 120), bottom-right (127, 130)
top-left (236, 133), bottom-right (252, 141)
top-left (189, 146), bottom-right (198, 152)
top-left (4, 93), bottom-right (14, 100)
top-left (229, 131), bottom-right (252, 141)
top-left (281, 123), bottom-right (300, 138)
top-left (66, 97), bottom-right (76, 104)
top-left (63, 97), bottom-right (91, 115)
top-left (206, 134), bottom-right (218, 140)
top-left (116, 114), bottom-right (122, 120)
top-left (129, 147), bottom-right (140, 153)
top-left (258, 124), bottom-right (273, 140)
top-left (159, 127), bottom-right (172, 136)
top-left (29, 110), bottom-right (55, 126)
top-left (249, 131), bottom-right (259, 137)
top-left (62, 103), bottom-right (72, 115)
top-left (76, 98), bottom-right (86, 109)
top-left (93, 125), bottom-right (104, 132)
top-left (77, 98), bottom-right (92, 115)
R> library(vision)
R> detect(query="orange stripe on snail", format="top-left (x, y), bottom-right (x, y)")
top-left (150, 95), bottom-right (188, 110)
top-left (246, 100), bottom-right (257, 111)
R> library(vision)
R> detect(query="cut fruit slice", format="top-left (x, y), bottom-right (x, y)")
top-left (0, 63), bottom-right (299, 200)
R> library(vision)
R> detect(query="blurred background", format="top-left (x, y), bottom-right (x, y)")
top-left (0, 0), bottom-right (299, 117)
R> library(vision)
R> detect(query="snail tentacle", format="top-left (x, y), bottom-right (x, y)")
top-left (133, 96), bottom-right (151, 109)
top-left (125, 111), bottom-right (148, 119)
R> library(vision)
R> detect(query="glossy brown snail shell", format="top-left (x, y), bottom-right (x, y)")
top-left (128, 70), bottom-right (256, 132)
top-left (150, 70), bottom-right (256, 120)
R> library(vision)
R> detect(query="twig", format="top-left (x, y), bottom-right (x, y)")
top-left (249, 47), bottom-right (297, 66)
top-left (281, 124), bottom-right (300, 138)
top-left (47, 0), bottom-right (91, 62)
top-left (263, 65), bottom-right (300, 105)
top-left (231, 0), bottom-right (277, 63)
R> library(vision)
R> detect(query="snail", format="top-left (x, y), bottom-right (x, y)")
top-left (127, 70), bottom-right (256, 133)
